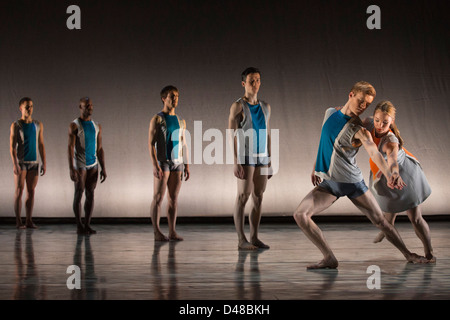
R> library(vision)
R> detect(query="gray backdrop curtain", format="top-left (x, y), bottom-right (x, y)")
top-left (1, 0), bottom-right (449, 218)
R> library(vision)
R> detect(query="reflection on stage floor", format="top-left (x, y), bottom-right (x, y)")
top-left (0, 221), bottom-right (449, 300)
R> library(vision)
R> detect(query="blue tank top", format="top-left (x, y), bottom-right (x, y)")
top-left (246, 101), bottom-right (267, 155)
top-left (22, 122), bottom-right (37, 162)
top-left (80, 120), bottom-right (97, 166)
top-left (15, 120), bottom-right (40, 163)
top-left (164, 115), bottom-right (180, 161)
top-left (314, 108), bottom-right (364, 183)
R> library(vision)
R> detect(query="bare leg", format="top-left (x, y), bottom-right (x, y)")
top-left (249, 166), bottom-right (269, 249)
top-left (24, 170), bottom-right (39, 229)
top-left (73, 170), bottom-right (87, 234)
top-left (350, 191), bottom-right (428, 264)
top-left (406, 206), bottom-right (435, 261)
top-left (167, 170), bottom-right (183, 241)
top-left (151, 171), bottom-right (170, 241)
top-left (14, 171), bottom-right (27, 229)
top-left (373, 212), bottom-right (397, 243)
top-left (84, 167), bottom-right (99, 234)
top-left (293, 187), bottom-right (339, 269)
top-left (234, 166), bottom-right (257, 250)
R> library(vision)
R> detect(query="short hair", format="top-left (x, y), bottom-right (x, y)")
top-left (241, 67), bottom-right (261, 82)
top-left (351, 81), bottom-right (376, 97)
top-left (160, 85), bottom-right (179, 102)
top-left (19, 97), bottom-right (32, 107)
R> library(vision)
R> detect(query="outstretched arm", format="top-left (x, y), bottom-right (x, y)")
top-left (354, 127), bottom-right (401, 189)
top-left (384, 141), bottom-right (406, 189)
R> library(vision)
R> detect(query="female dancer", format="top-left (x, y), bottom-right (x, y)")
top-left (364, 101), bottom-right (435, 261)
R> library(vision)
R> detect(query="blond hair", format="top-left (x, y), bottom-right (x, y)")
top-left (351, 81), bottom-right (376, 97)
top-left (374, 100), bottom-right (404, 149)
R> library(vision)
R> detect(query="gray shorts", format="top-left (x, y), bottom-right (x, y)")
top-left (240, 156), bottom-right (270, 167)
top-left (319, 179), bottom-right (368, 199)
top-left (19, 163), bottom-right (39, 171)
top-left (158, 161), bottom-right (183, 172)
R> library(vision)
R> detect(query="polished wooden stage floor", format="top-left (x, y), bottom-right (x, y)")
top-left (0, 220), bottom-right (449, 300)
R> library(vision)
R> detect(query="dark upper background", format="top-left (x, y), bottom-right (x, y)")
top-left (1, 0), bottom-right (449, 217)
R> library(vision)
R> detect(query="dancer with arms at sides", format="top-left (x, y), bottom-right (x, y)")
top-left (10, 97), bottom-right (46, 229)
top-left (363, 101), bottom-right (435, 262)
top-left (149, 85), bottom-right (190, 241)
top-left (228, 67), bottom-right (273, 250)
top-left (293, 81), bottom-right (430, 269)
top-left (68, 97), bottom-right (107, 235)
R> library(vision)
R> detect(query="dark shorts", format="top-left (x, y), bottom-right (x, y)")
top-left (319, 179), bottom-right (368, 199)
top-left (159, 161), bottom-right (183, 172)
top-left (239, 156), bottom-right (270, 167)
top-left (19, 163), bottom-right (39, 171)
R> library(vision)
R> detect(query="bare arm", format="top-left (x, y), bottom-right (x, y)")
top-left (148, 115), bottom-right (162, 179)
top-left (266, 104), bottom-right (273, 179)
top-left (38, 122), bottom-right (46, 176)
top-left (228, 102), bottom-right (245, 179)
top-left (384, 141), bottom-right (406, 189)
top-left (10, 123), bottom-right (20, 175)
top-left (68, 123), bottom-right (78, 182)
top-left (182, 119), bottom-right (190, 181)
top-left (354, 128), bottom-right (399, 189)
top-left (97, 124), bottom-right (107, 183)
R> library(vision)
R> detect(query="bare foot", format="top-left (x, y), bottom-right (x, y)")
top-left (238, 240), bottom-right (258, 250)
top-left (16, 224), bottom-right (26, 230)
top-left (77, 226), bottom-right (86, 234)
top-left (407, 253), bottom-right (430, 264)
top-left (307, 258), bottom-right (339, 269)
top-left (85, 226), bottom-right (97, 234)
top-left (251, 239), bottom-right (270, 249)
top-left (373, 231), bottom-right (385, 243)
top-left (25, 221), bottom-right (38, 229)
top-left (169, 232), bottom-right (184, 241)
top-left (154, 232), bottom-right (169, 242)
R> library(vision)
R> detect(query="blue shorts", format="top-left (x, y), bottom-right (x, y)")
top-left (239, 156), bottom-right (270, 167)
top-left (159, 161), bottom-right (183, 172)
top-left (318, 179), bottom-right (368, 199)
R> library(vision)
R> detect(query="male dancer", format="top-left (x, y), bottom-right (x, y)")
top-left (68, 97), bottom-right (107, 234)
top-left (149, 85), bottom-right (190, 241)
top-left (10, 97), bottom-right (46, 229)
top-left (228, 67), bottom-right (272, 250)
top-left (293, 81), bottom-right (429, 268)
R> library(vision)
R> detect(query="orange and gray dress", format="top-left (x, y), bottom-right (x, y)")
top-left (367, 119), bottom-right (431, 213)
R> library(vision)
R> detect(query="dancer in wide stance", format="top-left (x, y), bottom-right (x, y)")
top-left (293, 81), bottom-right (430, 269)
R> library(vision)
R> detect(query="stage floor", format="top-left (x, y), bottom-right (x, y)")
top-left (0, 221), bottom-right (449, 300)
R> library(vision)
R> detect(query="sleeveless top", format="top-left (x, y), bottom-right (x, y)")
top-left (15, 120), bottom-right (40, 164)
top-left (73, 118), bottom-right (100, 169)
top-left (235, 98), bottom-right (270, 163)
top-left (155, 112), bottom-right (184, 164)
top-left (366, 118), bottom-right (431, 212)
top-left (314, 108), bottom-right (364, 183)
